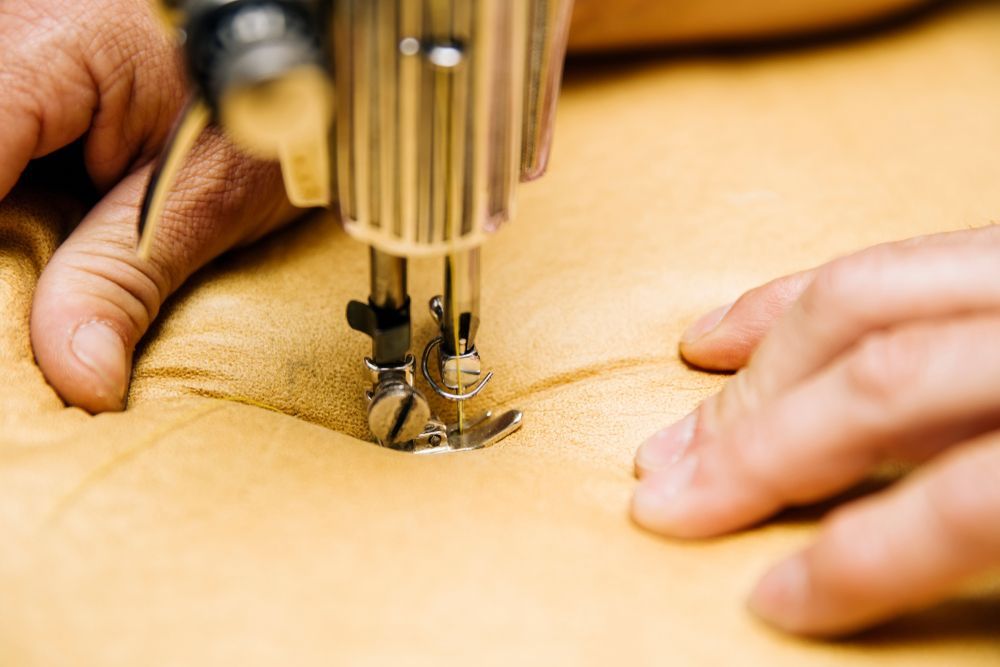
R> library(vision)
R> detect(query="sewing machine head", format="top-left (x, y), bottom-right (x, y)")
top-left (139, 0), bottom-right (574, 453)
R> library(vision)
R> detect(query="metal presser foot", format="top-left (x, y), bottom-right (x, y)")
top-left (385, 408), bottom-right (524, 455)
top-left (135, 0), bottom-right (570, 456)
top-left (350, 250), bottom-right (522, 455)
top-left (361, 354), bottom-right (523, 455)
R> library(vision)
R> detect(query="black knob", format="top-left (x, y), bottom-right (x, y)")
top-left (182, 0), bottom-right (327, 112)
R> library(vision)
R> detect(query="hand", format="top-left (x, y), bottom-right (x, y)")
top-left (1, 0), bottom-right (299, 412)
top-left (631, 226), bottom-right (1000, 637)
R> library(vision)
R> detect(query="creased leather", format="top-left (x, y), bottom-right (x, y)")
top-left (1, 3), bottom-right (999, 665)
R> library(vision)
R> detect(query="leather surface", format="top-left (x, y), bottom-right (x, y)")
top-left (2, 2), bottom-right (999, 664)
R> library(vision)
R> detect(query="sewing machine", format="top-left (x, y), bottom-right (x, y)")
top-left (138, 0), bottom-right (573, 453)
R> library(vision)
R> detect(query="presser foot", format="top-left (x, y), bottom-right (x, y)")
top-left (385, 409), bottom-right (524, 455)
top-left (364, 356), bottom-right (522, 454)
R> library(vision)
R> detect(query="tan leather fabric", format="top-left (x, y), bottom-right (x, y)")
top-left (2, 3), bottom-right (999, 664)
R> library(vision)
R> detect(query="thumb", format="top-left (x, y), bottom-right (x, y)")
top-left (30, 131), bottom-right (298, 413)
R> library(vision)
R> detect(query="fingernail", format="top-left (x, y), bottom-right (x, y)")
top-left (631, 454), bottom-right (699, 532)
top-left (635, 411), bottom-right (698, 476)
top-left (71, 321), bottom-right (127, 406)
top-left (681, 302), bottom-right (733, 345)
top-left (749, 554), bottom-right (810, 629)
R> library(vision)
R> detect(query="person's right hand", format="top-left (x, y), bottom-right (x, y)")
top-left (2, 0), bottom-right (301, 413)
top-left (632, 226), bottom-right (1000, 636)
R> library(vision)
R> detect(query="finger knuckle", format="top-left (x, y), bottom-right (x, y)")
top-left (815, 507), bottom-right (890, 596)
top-left (730, 274), bottom-right (807, 331)
top-left (716, 368), bottom-right (766, 420)
top-left (701, 393), bottom-right (791, 503)
top-left (802, 247), bottom-right (897, 329)
top-left (927, 448), bottom-right (1000, 554)
top-left (96, 7), bottom-right (182, 101)
top-left (0, 62), bottom-right (45, 123)
top-left (770, 275), bottom-right (811, 311)
top-left (801, 258), bottom-right (858, 322)
top-left (727, 415), bottom-right (788, 500)
top-left (844, 328), bottom-right (931, 409)
top-left (0, 5), bottom-right (106, 137)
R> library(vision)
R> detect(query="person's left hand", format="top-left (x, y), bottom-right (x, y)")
top-left (631, 225), bottom-right (1000, 637)
top-left (0, 0), bottom-right (300, 414)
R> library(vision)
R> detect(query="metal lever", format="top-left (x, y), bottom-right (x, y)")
top-left (138, 98), bottom-right (211, 260)
top-left (421, 250), bottom-right (495, 402)
top-left (421, 336), bottom-right (493, 402)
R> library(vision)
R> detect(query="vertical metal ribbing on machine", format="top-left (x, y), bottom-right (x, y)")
top-left (333, 0), bottom-right (534, 255)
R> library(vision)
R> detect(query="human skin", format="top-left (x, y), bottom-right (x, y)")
top-left (2, 0), bottom-right (299, 414)
top-left (634, 226), bottom-right (1000, 636)
top-left (0, 0), bottom-right (971, 638)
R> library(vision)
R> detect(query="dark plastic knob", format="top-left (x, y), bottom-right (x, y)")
top-left (184, 0), bottom-right (326, 111)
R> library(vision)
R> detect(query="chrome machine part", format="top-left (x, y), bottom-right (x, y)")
top-left (347, 249), bottom-right (412, 366)
top-left (421, 337), bottom-right (493, 403)
top-left (349, 251), bottom-right (439, 448)
top-left (390, 410), bottom-right (524, 455)
top-left (422, 249), bottom-right (492, 402)
top-left (143, 0), bottom-right (574, 453)
top-left (362, 356), bottom-right (522, 453)
top-left (440, 249), bottom-right (481, 358)
top-left (330, 0), bottom-right (574, 257)
top-left (332, 1), bottom-right (571, 443)
top-left (364, 356), bottom-right (432, 448)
